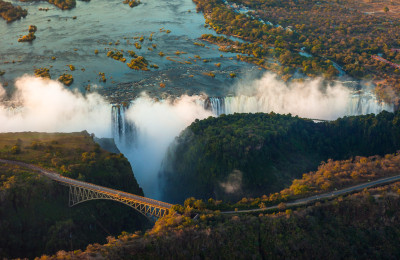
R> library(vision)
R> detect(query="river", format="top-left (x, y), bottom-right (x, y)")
top-left (0, 0), bottom-right (393, 200)
top-left (0, 0), bottom-right (259, 101)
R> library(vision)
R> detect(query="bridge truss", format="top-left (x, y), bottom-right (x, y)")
top-left (68, 185), bottom-right (170, 219)
top-left (0, 159), bottom-right (172, 220)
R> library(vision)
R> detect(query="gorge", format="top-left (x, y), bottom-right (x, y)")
top-left (1, 73), bottom-right (392, 201)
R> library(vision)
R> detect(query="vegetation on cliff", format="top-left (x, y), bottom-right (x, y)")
top-left (4, 132), bottom-right (400, 259)
top-left (162, 111), bottom-right (400, 202)
top-left (0, 132), bottom-right (146, 259)
top-left (211, 151), bottom-right (400, 211)
top-left (40, 181), bottom-right (400, 259)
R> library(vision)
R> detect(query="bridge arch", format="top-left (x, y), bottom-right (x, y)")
top-left (0, 159), bottom-right (172, 220)
top-left (68, 185), bottom-right (170, 219)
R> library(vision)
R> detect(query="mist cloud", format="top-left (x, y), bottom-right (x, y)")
top-left (0, 76), bottom-right (111, 136)
top-left (219, 170), bottom-right (243, 194)
top-left (119, 94), bottom-right (213, 198)
top-left (0, 76), bottom-right (213, 199)
top-left (0, 73), bottom-right (393, 200)
top-left (230, 73), bottom-right (391, 120)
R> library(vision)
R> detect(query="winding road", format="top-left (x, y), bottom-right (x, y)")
top-left (2, 158), bottom-right (400, 215)
top-left (222, 174), bottom-right (400, 214)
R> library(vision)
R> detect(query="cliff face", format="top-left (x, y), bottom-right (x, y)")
top-left (0, 132), bottom-right (147, 259)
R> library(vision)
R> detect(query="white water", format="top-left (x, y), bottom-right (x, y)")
top-left (223, 73), bottom-right (392, 119)
top-left (206, 92), bottom-right (391, 119)
top-left (0, 74), bottom-right (394, 199)
top-left (114, 95), bottom-right (213, 198)
top-left (0, 76), bottom-right (111, 135)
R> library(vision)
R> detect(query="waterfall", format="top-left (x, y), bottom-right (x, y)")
top-left (204, 97), bottom-right (225, 116)
top-left (111, 104), bottom-right (136, 146)
top-left (347, 92), bottom-right (393, 115)
top-left (111, 92), bottom-right (393, 148)
top-left (203, 92), bottom-right (393, 119)
top-left (108, 92), bottom-right (393, 199)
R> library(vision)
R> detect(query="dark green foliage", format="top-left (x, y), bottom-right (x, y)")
top-left (162, 111), bottom-right (400, 203)
top-left (55, 183), bottom-right (400, 259)
top-left (258, 191), bottom-right (400, 259)
top-left (0, 132), bottom-right (148, 259)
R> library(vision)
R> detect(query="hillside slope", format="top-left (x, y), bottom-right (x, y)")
top-left (162, 111), bottom-right (400, 202)
top-left (0, 132), bottom-right (147, 259)
top-left (41, 181), bottom-right (400, 259)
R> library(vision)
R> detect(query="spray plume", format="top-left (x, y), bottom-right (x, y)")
top-left (0, 73), bottom-right (393, 199)
top-left (119, 94), bottom-right (213, 198)
top-left (0, 76), bottom-right (111, 136)
top-left (230, 73), bottom-right (391, 119)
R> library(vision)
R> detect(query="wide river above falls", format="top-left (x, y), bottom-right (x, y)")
top-left (0, 0), bottom-right (394, 200)
top-left (0, 0), bottom-right (260, 101)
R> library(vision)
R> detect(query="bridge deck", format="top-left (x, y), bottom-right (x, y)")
top-left (0, 159), bottom-right (172, 210)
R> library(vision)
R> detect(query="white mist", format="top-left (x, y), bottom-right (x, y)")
top-left (0, 73), bottom-right (394, 200)
top-left (117, 94), bottom-right (212, 198)
top-left (0, 76), bottom-right (111, 136)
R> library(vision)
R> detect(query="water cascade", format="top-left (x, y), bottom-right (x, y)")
top-left (203, 97), bottom-right (225, 116)
top-left (109, 91), bottom-right (393, 199)
top-left (111, 92), bottom-right (393, 143)
top-left (111, 105), bottom-right (136, 146)
top-left (203, 92), bottom-right (393, 118)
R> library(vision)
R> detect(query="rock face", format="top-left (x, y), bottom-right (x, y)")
top-left (94, 137), bottom-right (121, 154)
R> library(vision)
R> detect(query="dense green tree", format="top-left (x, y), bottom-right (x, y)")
top-left (384, 6), bottom-right (389, 13)
top-left (162, 111), bottom-right (400, 203)
top-left (0, 132), bottom-right (148, 259)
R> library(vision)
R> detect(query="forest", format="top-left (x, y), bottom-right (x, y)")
top-left (3, 125), bottom-right (400, 258)
top-left (162, 111), bottom-right (400, 203)
top-left (193, 0), bottom-right (400, 104)
top-left (206, 152), bottom-right (400, 211)
top-left (0, 132), bottom-right (147, 259)
top-left (39, 181), bottom-right (400, 259)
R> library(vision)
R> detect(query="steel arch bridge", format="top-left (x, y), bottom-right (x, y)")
top-left (0, 159), bottom-right (173, 219)
top-left (67, 185), bottom-right (171, 218)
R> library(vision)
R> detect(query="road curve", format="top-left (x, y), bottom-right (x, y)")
top-left (0, 159), bottom-right (173, 209)
top-left (221, 174), bottom-right (400, 214)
